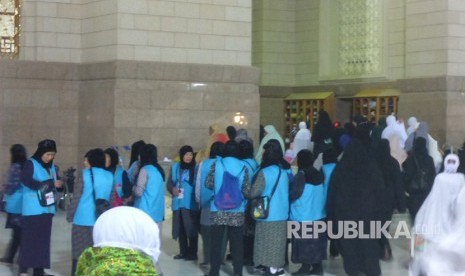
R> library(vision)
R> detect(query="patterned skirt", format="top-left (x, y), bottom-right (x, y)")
top-left (253, 220), bottom-right (287, 267)
top-left (72, 224), bottom-right (93, 260)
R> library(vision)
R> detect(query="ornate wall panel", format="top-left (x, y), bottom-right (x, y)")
top-left (0, 0), bottom-right (20, 57)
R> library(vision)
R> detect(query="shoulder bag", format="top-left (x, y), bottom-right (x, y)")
top-left (250, 167), bottom-right (282, 219)
top-left (90, 168), bottom-right (111, 218)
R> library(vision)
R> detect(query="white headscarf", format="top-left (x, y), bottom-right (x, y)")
top-left (293, 121), bottom-right (312, 154)
top-left (93, 206), bottom-right (161, 265)
top-left (381, 115), bottom-right (408, 148)
top-left (255, 125), bottom-right (284, 164)
top-left (407, 116), bottom-right (420, 135)
top-left (413, 154), bottom-right (465, 243)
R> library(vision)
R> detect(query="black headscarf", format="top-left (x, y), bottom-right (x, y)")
top-left (224, 140), bottom-right (240, 158)
top-left (226, 126), bottom-right (237, 141)
top-left (375, 139), bottom-right (392, 168)
top-left (10, 144), bottom-right (27, 167)
top-left (86, 148), bottom-right (106, 169)
top-left (209, 141), bottom-right (225, 158)
top-left (32, 139), bottom-right (57, 169)
top-left (129, 140), bottom-right (146, 167)
top-left (326, 138), bottom-right (384, 221)
top-left (322, 148), bottom-right (338, 165)
top-left (140, 144), bottom-right (165, 181)
top-left (297, 150), bottom-right (324, 184)
top-left (104, 148), bottom-right (119, 172)
top-left (179, 145), bottom-right (195, 185)
top-left (413, 137), bottom-right (428, 157)
top-left (238, 140), bottom-right (254, 160)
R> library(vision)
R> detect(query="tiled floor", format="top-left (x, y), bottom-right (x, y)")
top-left (0, 210), bottom-right (409, 276)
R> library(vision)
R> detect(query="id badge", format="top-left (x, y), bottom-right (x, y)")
top-left (45, 192), bottom-right (55, 205)
top-left (178, 188), bottom-right (184, 199)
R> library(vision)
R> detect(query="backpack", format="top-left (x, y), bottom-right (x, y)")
top-left (214, 159), bottom-right (245, 211)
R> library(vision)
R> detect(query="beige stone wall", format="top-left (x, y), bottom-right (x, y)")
top-left (0, 60), bottom-right (80, 176)
top-left (0, 60), bottom-right (260, 176)
top-left (387, 0), bottom-right (406, 79)
top-left (405, 0), bottom-right (449, 77)
top-left (252, 0), bottom-right (296, 86)
top-left (20, 0), bottom-right (82, 62)
top-left (18, 0), bottom-right (252, 65)
top-left (294, 0), bottom-right (319, 86)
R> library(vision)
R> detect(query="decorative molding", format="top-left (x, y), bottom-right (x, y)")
top-left (0, 0), bottom-right (20, 57)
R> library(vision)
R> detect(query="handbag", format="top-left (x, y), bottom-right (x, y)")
top-left (250, 167), bottom-right (282, 219)
top-left (90, 168), bottom-right (110, 218)
top-left (37, 179), bottom-right (57, 207)
top-left (406, 157), bottom-right (428, 194)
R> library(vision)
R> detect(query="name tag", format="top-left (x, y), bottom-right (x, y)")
top-left (45, 192), bottom-right (55, 205)
top-left (178, 188), bottom-right (184, 199)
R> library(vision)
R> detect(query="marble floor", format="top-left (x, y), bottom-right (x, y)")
top-left (0, 210), bottom-right (410, 276)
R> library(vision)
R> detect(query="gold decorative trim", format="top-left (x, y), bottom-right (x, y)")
top-left (0, 0), bottom-right (21, 57)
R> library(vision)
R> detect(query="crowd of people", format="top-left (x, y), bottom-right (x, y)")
top-left (1, 113), bottom-right (465, 276)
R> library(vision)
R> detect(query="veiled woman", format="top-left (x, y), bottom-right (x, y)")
top-left (326, 126), bottom-right (385, 276)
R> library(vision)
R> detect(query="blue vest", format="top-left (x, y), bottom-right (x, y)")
top-left (242, 158), bottom-right (258, 177)
top-left (210, 157), bottom-right (247, 213)
top-left (290, 171), bottom-right (326, 221)
top-left (322, 163), bottom-right (336, 199)
top-left (73, 168), bottom-right (114, 226)
top-left (134, 165), bottom-right (165, 222)
top-left (257, 165), bottom-right (289, 222)
top-left (113, 166), bottom-right (124, 198)
top-left (170, 163), bottom-right (198, 211)
top-left (4, 186), bottom-right (23, 214)
top-left (21, 159), bottom-right (57, 216)
top-left (198, 158), bottom-right (215, 207)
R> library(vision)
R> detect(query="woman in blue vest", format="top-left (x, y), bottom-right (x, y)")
top-left (0, 144), bottom-right (27, 264)
top-left (289, 150), bottom-right (326, 275)
top-left (71, 148), bottom-right (113, 276)
top-left (133, 143), bottom-right (165, 275)
top-left (104, 148), bottom-right (131, 207)
top-left (195, 141), bottom-right (225, 266)
top-left (127, 140), bottom-right (146, 185)
top-left (167, 145), bottom-right (199, 260)
top-left (238, 139), bottom-right (258, 266)
top-left (18, 139), bottom-right (62, 276)
top-left (205, 140), bottom-right (249, 276)
top-left (243, 139), bottom-right (290, 276)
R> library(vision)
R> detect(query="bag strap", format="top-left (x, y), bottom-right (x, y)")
top-left (90, 168), bottom-right (97, 202)
top-left (220, 158), bottom-right (245, 178)
top-left (268, 166), bottom-right (282, 200)
top-left (213, 159), bottom-right (246, 196)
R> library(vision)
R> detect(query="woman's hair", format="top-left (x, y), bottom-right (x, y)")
top-left (140, 144), bottom-right (165, 181)
top-left (10, 144), bottom-right (27, 165)
top-left (261, 139), bottom-right (284, 168)
top-left (86, 148), bottom-right (106, 169)
top-left (238, 140), bottom-right (254, 159)
top-left (209, 142), bottom-right (225, 158)
top-left (129, 140), bottom-right (146, 166)
top-left (104, 148), bottom-right (119, 170)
